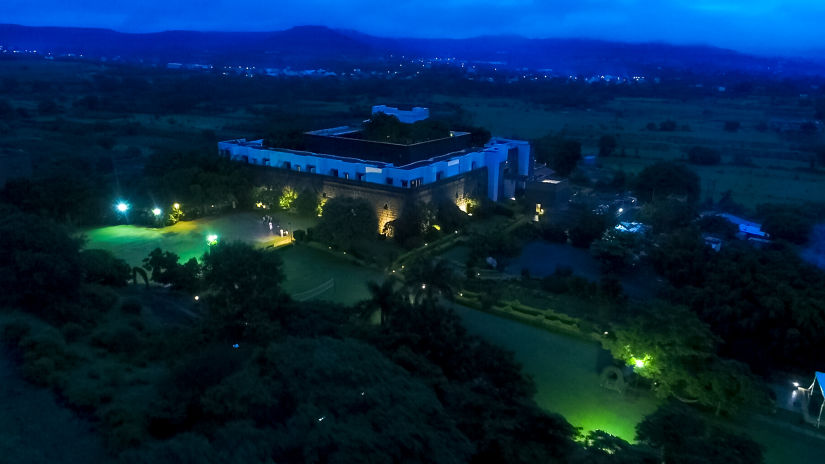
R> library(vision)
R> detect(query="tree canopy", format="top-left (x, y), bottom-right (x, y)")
top-left (632, 162), bottom-right (700, 204)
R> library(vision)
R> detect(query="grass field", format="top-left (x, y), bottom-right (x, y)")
top-left (277, 245), bottom-right (386, 305)
top-left (442, 95), bottom-right (825, 207)
top-left (82, 212), bottom-right (383, 305)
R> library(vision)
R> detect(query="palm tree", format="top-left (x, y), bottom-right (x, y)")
top-left (365, 277), bottom-right (401, 326)
top-left (132, 266), bottom-right (149, 289)
top-left (402, 258), bottom-right (458, 304)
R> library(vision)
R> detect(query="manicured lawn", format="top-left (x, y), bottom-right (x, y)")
top-left (453, 304), bottom-right (659, 442)
top-left (82, 213), bottom-right (384, 305)
top-left (278, 245), bottom-right (386, 305)
top-left (81, 212), bottom-right (313, 267)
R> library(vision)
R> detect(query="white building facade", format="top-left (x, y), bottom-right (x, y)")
top-left (218, 108), bottom-right (530, 202)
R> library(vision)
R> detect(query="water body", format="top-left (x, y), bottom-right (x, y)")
top-left (505, 241), bottom-right (660, 299)
top-left (454, 305), bottom-right (825, 463)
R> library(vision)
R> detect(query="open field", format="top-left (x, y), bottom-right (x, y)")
top-left (455, 305), bottom-right (825, 463)
top-left (278, 245), bottom-right (386, 305)
top-left (81, 212), bottom-right (305, 267)
top-left (82, 212), bottom-right (384, 305)
top-left (446, 95), bottom-right (825, 207)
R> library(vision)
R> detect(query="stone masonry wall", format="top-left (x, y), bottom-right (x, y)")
top-left (248, 165), bottom-right (488, 233)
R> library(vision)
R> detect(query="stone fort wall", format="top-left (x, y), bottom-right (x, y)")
top-left (248, 166), bottom-right (487, 232)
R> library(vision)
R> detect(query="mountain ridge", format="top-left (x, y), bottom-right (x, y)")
top-left (1, 23), bottom-right (822, 76)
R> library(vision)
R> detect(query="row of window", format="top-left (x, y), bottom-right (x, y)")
top-left (235, 152), bottom-right (470, 188)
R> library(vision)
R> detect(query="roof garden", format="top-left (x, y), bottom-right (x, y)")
top-left (304, 113), bottom-right (475, 165)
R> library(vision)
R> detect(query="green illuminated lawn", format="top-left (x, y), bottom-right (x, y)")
top-left (82, 213), bottom-right (385, 305)
top-left (277, 245), bottom-right (386, 305)
top-left (453, 304), bottom-right (659, 442)
top-left (81, 213), bottom-right (312, 267)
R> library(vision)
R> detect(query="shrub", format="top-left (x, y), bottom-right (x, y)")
top-left (1, 318), bottom-right (32, 345)
top-left (120, 297), bottom-right (143, 315)
top-left (61, 322), bottom-right (85, 343)
top-left (687, 146), bottom-right (721, 165)
top-left (292, 229), bottom-right (307, 242)
top-left (724, 121), bottom-right (741, 132)
top-left (540, 222), bottom-right (568, 243)
top-left (91, 325), bottom-right (142, 355)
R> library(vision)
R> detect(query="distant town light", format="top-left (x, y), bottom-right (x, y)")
top-left (116, 202), bottom-right (129, 213)
top-left (152, 207), bottom-right (162, 216)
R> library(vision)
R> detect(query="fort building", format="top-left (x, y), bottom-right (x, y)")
top-left (218, 105), bottom-right (532, 232)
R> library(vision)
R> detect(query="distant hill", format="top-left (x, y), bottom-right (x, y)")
top-left (1, 24), bottom-right (823, 76)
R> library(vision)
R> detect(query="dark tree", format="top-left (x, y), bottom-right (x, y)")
top-left (687, 146), bottom-right (721, 165)
top-left (598, 135), bottom-right (618, 157)
top-left (723, 121), bottom-right (741, 132)
top-left (79, 249), bottom-right (132, 286)
top-left (757, 203), bottom-right (816, 244)
top-left (314, 196), bottom-right (378, 252)
top-left (533, 136), bottom-right (582, 177)
top-left (201, 242), bottom-right (288, 343)
top-left (633, 162), bottom-right (700, 204)
top-left (637, 403), bottom-right (763, 463)
top-left (142, 248), bottom-right (200, 292)
top-left (658, 120), bottom-right (677, 131)
top-left (0, 208), bottom-right (82, 314)
top-left (567, 206), bottom-right (610, 248)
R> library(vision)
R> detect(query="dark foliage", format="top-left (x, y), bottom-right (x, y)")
top-left (687, 146), bottom-right (721, 165)
top-left (533, 135), bottom-right (582, 176)
top-left (632, 161), bottom-right (700, 204)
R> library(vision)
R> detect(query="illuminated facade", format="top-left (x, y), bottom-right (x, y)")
top-left (218, 106), bottom-right (530, 202)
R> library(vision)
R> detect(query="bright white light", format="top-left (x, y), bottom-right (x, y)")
top-left (194, 295), bottom-right (199, 301)
top-left (618, 208), bottom-right (624, 213)
top-left (152, 208), bottom-right (162, 216)
top-left (634, 359), bottom-right (645, 368)
top-left (116, 202), bottom-right (129, 212)
top-left (793, 382), bottom-right (800, 387)
top-left (173, 203), bottom-right (180, 209)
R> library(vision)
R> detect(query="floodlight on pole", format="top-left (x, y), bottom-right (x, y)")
top-left (206, 234), bottom-right (219, 246)
top-left (173, 203), bottom-right (180, 210)
top-left (116, 202), bottom-right (129, 213)
top-left (152, 208), bottom-right (162, 216)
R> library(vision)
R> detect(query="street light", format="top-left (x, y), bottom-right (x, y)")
top-left (115, 201), bottom-right (129, 213)
top-left (152, 207), bottom-right (162, 217)
top-left (173, 203), bottom-right (180, 210)
top-left (206, 234), bottom-right (219, 246)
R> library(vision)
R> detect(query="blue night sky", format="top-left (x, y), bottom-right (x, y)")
top-left (4, 0), bottom-right (824, 56)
